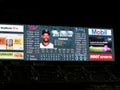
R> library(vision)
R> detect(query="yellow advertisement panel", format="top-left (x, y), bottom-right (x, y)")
top-left (0, 52), bottom-right (24, 59)
top-left (13, 37), bottom-right (24, 46)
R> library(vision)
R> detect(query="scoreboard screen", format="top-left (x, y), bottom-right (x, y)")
top-left (0, 24), bottom-right (115, 61)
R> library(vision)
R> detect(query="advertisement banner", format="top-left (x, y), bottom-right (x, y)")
top-left (0, 24), bottom-right (24, 32)
top-left (0, 52), bottom-right (24, 59)
top-left (0, 33), bottom-right (24, 50)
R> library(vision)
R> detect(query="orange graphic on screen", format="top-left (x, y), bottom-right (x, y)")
top-left (14, 53), bottom-right (23, 58)
top-left (0, 37), bottom-right (6, 45)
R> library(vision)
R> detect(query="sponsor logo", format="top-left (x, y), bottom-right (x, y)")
top-left (88, 29), bottom-right (111, 36)
top-left (0, 25), bottom-right (24, 32)
top-left (0, 26), bottom-right (18, 30)
top-left (0, 52), bottom-right (24, 59)
top-left (90, 54), bottom-right (113, 60)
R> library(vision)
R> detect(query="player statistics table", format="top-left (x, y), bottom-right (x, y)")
top-left (0, 24), bottom-right (115, 61)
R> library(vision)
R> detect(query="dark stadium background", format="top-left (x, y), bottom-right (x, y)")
top-left (0, 1), bottom-right (120, 89)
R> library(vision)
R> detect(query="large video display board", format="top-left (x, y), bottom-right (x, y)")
top-left (0, 24), bottom-right (115, 61)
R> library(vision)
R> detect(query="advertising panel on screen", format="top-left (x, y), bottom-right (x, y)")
top-left (0, 24), bottom-right (115, 61)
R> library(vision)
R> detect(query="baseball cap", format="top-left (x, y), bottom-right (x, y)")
top-left (42, 29), bottom-right (50, 35)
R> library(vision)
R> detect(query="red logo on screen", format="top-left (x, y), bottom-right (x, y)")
top-left (90, 54), bottom-right (113, 61)
top-left (12, 27), bottom-right (18, 30)
top-left (28, 25), bottom-right (39, 30)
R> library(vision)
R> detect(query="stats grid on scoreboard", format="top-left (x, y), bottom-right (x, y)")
top-left (0, 24), bottom-right (115, 61)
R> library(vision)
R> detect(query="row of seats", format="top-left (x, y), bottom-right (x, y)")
top-left (0, 62), bottom-right (120, 85)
